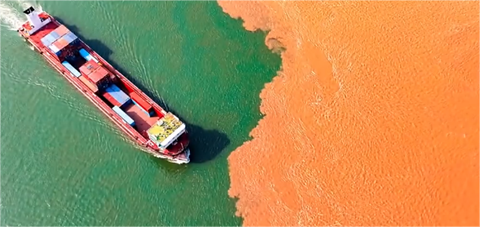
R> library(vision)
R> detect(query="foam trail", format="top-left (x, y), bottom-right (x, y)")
top-left (0, 2), bottom-right (25, 30)
top-left (0, 0), bottom-right (43, 31)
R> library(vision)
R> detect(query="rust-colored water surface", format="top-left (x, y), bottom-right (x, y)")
top-left (218, 1), bottom-right (479, 226)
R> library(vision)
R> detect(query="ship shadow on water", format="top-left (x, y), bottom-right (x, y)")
top-left (56, 19), bottom-right (230, 164)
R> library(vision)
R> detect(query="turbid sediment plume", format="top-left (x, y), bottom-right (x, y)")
top-left (218, 1), bottom-right (479, 226)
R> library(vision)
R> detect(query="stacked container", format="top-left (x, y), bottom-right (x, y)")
top-left (102, 84), bottom-right (132, 108)
top-left (79, 59), bottom-right (110, 89)
top-left (79, 60), bottom-right (100, 76)
top-left (130, 92), bottom-right (155, 117)
top-left (50, 34), bottom-right (77, 53)
top-left (87, 66), bottom-right (110, 89)
top-left (112, 106), bottom-right (135, 127)
top-left (61, 61), bottom-right (81, 77)
top-left (46, 25), bottom-right (70, 56)
top-left (53, 25), bottom-right (70, 36)
top-left (62, 31), bottom-right (78, 45)
top-left (78, 75), bottom-right (99, 93)
top-left (79, 48), bottom-right (99, 63)
top-left (48, 43), bottom-right (62, 56)
top-left (40, 31), bottom-right (60, 47)
top-left (41, 25), bottom-right (68, 47)
top-left (52, 37), bottom-right (69, 50)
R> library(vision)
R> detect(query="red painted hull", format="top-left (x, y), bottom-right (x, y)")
top-left (18, 14), bottom-right (190, 163)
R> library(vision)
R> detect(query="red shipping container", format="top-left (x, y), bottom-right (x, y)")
top-left (103, 92), bottom-right (121, 106)
top-left (79, 60), bottom-right (99, 76)
top-left (52, 37), bottom-right (69, 50)
top-left (52, 25), bottom-right (69, 37)
top-left (78, 75), bottom-right (98, 93)
top-left (130, 92), bottom-right (152, 112)
top-left (87, 66), bottom-right (109, 84)
top-left (50, 41), bottom-right (62, 52)
top-left (60, 38), bottom-right (70, 49)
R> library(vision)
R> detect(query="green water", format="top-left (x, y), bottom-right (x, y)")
top-left (0, 1), bottom-right (281, 226)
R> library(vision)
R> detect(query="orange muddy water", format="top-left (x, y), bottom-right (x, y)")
top-left (218, 1), bottom-right (479, 226)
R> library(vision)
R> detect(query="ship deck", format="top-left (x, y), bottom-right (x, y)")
top-left (27, 22), bottom-right (58, 49)
top-left (123, 103), bottom-right (160, 134)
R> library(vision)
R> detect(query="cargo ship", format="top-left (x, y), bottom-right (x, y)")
top-left (16, 6), bottom-right (190, 164)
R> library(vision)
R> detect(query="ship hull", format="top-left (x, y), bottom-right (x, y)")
top-left (17, 16), bottom-right (190, 164)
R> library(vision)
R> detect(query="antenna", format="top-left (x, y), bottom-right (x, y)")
top-left (23, 6), bottom-right (35, 15)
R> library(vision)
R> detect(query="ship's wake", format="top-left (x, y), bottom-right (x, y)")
top-left (0, 2), bottom-right (25, 30)
top-left (0, 0), bottom-right (42, 30)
